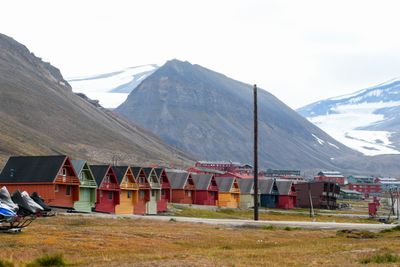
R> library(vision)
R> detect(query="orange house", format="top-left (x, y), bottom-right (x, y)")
top-left (215, 177), bottom-right (240, 208)
top-left (112, 166), bottom-right (139, 214)
top-left (0, 155), bottom-right (80, 208)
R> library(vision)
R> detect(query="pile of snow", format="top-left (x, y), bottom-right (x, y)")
top-left (68, 65), bottom-right (158, 108)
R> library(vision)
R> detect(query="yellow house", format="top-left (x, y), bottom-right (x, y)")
top-left (215, 177), bottom-right (240, 208)
top-left (112, 166), bottom-right (138, 214)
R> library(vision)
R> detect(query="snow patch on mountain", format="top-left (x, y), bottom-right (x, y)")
top-left (68, 64), bottom-right (158, 108)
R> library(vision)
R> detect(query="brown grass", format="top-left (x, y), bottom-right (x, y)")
top-left (0, 215), bottom-right (399, 266)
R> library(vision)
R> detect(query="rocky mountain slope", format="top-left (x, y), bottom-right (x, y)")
top-left (0, 34), bottom-right (191, 167)
top-left (298, 79), bottom-right (400, 156)
top-left (67, 65), bottom-right (158, 108)
top-left (115, 59), bottom-right (370, 172)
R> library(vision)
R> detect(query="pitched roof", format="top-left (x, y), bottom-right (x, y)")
top-left (154, 167), bottom-right (164, 178)
top-left (72, 159), bottom-right (86, 175)
top-left (275, 179), bottom-right (293, 195)
top-left (191, 173), bottom-right (213, 190)
top-left (142, 167), bottom-right (153, 177)
top-left (166, 171), bottom-right (189, 189)
top-left (238, 179), bottom-right (254, 194)
top-left (131, 167), bottom-right (143, 178)
top-left (112, 166), bottom-right (129, 184)
top-left (259, 178), bottom-right (274, 194)
top-left (0, 155), bottom-right (67, 183)
top-left (90, 165), bottom-right (111, 185)
top-left (215, 177), bottom-right (235, 192)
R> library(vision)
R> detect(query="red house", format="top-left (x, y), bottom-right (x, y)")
top-left (91, 165), bottom-right (121, 213)
top-left (275, 179), bottom-right (296, 209)
top-left (131, 167), bottom-right (150, 215)
top-left (192, 173), bottom-right (218, 206)
top-left (154, 167), bottom-right (171, 212)
top-left (166, 170), bottom-right (196, 204)
top-left (314, 171), bottom-right (346, 185)
top-left (0, 155), bottom-right (80, 208)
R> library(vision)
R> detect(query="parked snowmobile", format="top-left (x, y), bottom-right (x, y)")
top-left (11, 190), bottom-right (37, 216)
top-left (0, 186), bottom-right (18, 213)
top-left (30, 192), bottom-right (55, 217)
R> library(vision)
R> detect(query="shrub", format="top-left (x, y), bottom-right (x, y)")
top-left (27, 254), bottom-right (66, 267)
top-left (283, 226), bottom-right (302, 231)
top-left (336, 229), bottom-right (378, 239)
top-left (360, 252), bottom-right (399, 264)
top-left (169, 218), bottom-right (177, 222)
top-left (0, 259), bottom-right (14, 267)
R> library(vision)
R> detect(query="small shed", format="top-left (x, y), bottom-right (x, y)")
top-left (112, 166), bottom-right (138, 214)
top-left (131, 167), bottom-right (150, 215)
top-left (238, 179), bottom-right (258, 209)
top-left (72, 160), bottom-right (97, 212)
top-left (0, 155), bottom-right (80, 208)
top-left (142, 168), bottom-right (161, 214)
top-left (167, 170), bottom-right (196, 204)
top-left (154, 167), bottom-right (171, 212)
top-left (192, 173), bottom-right (218, 206)
top-left (275, 179), bottom-right (296, 209)
top-left (259, 179), bottom-right (279, 208)
top-left (91, 165), bottom-right (121, 213)
top-left (215, 177), bottom-right (240, 208)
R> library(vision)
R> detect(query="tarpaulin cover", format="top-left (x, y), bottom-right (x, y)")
top-left (11, 190), bottom-right (36, 216)
top-left (30, 192), bottom-right (52, 211)
top-left (21, 191), bottom-right (43, 213)
top-left (0, 186), bottom-right (19, 213)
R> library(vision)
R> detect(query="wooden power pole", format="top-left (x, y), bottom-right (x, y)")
top-left (253, 84), bottom-right (259, 221)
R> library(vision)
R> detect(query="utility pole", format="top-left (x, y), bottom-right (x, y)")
top-left (253, 84), bottom-right (259, 221)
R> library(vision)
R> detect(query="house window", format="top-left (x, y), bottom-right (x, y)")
top-left (105, 175), bottom-right (110, 183)
top-left (140, 190), bottom-right (145, 199)
top-left (108, 191), bottom-right (113, 200)
top-left (59, 168), bottom-right (67, 176)
top-left (187, 191), bottom-right (192, 197)
top-left (127, 191), bottom-right (132, 198)
top-left (139, 177), bottom-right (144, 183)
top-left (55, 184), bottom-right (59, 192)
top-left (66, 185), bottom-right (71, 196)
top-left (162, 189), bottom-right (165, 196)
top-left (152, 190), bottom-right (155, 197)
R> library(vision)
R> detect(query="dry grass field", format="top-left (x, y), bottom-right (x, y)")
top-left (1, 215), bottom-right (400, 266)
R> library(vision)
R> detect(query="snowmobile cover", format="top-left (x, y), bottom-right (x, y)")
top-left (0, 202), bottom-right (17, 222)
top-left (0, 186), bottom-right (19, 213)
top-left (30, 192), bottom-right (51, 212)
top-left (21, 191), bottom-right (43, 213)
top-left (11, 190), bottom-right (36, 216)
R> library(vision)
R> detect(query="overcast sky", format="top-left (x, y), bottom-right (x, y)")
top-left (2, 0), bottom-right (400, 108)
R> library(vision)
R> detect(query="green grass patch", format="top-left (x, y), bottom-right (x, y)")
top-left (26, 254), bottom-right (66, 267)
top-left (380, 225), bottom-right (400, 233)
top-left (262, 225), bottom-right (276, 230)
top-left (283, 226), bottom-right (303, 231)
top-left (360, 252), bottom-right (400, 264)
top-left (0, 259), bottom-right (14, 267)
top-left (336, 229), bottom-right (378, 239)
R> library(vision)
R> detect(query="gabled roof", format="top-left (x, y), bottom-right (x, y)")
top-left (275, 179), bottom-right (294, 195)
top-left (142, 167), bottom-right (153, 177)
top-left (154, 167), bottom-right (164, 178)
top-left (131, 167), bottom-right (143, 178)
top-left (0, 155), bottom-right (68, 183)
top-left (112, 166), bottom-right (130, 184)
top-left (192, 173), bottom-right (213, 190)
top-left (72, 159), bottom-right (86, 175)
top-left (90, 165), bottom-right (112, 185)
top-left (238, 179), bottom-right (254, 194)
top-left (259, 178), bottom-right (274, 194)
top-left (215, 177), bottom-right (235, 193)
top-left (166, 171), bottom-right (190, 189)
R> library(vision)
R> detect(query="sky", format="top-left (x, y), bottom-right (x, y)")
top-left (2, 0), bottom-right (400, 108)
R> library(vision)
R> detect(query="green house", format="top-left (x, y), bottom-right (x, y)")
top-left (72, 160), bottom-right (97, 212)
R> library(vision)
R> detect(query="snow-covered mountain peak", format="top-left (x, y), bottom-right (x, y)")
top-left (67, 64), bottom-right (159, 108)
top-left (298, 78), bottom-right (400, 156)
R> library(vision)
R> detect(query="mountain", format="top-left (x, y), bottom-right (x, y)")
top-left (115, 59), bottom-right (364, 172)
top-left (0, 34), bottom-right (191, 167)
top-left (67, 65), bottom-right (159, 108)
top-left (298, 79), bottom-right (400, 156)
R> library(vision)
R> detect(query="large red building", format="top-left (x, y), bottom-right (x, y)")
top-left (194, 161), bottom-right (253, 176)
top-left (348, 183), bottom-right (381, 197)
top-left (314, 171), bottom-right (346, 185)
